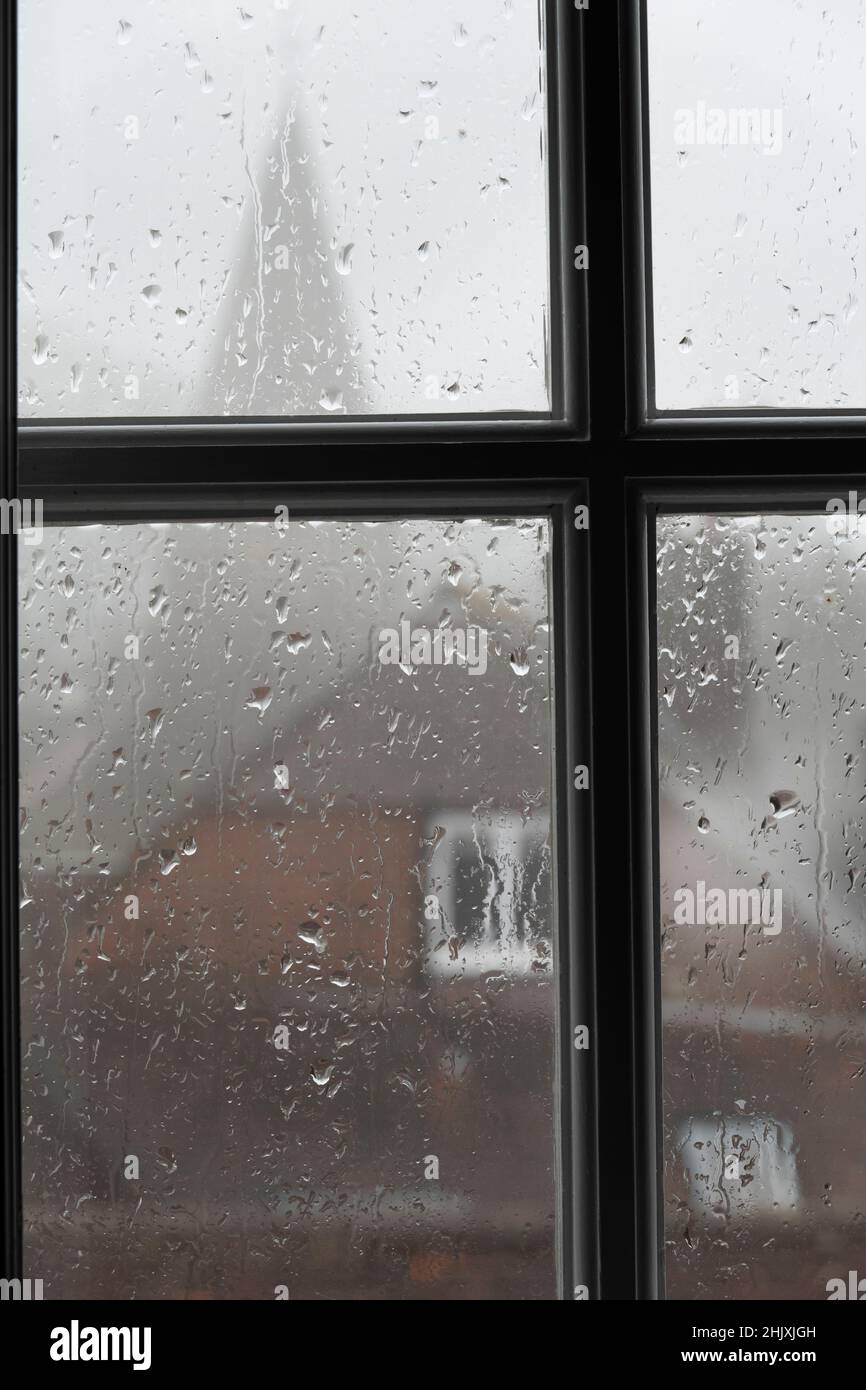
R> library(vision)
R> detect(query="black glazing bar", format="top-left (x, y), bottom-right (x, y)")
top-left (636, 414), bottom-right (866, 439)
top-left (589, 469), bottom-right (650, 1300)
top-left (547, 0), bottom-right (589, 432)
top-left (20, 448), bottom-right (580, 492)
top-left (626, 484), bottom-right (661, 1299)
top-left (620, 0), bottom-right (650, 433)
top-left (552, 485), bottom-right (598, 1299)
top-left (1, 0), bottom-right (21, 1282)
top-left (18, 480), bottom-right (581, 524)
top-left (583, 0), bottom-right (630, 442)
top-left (573, 486), bottom-right (600, 1298)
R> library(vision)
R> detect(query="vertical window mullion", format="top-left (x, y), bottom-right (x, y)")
top-left (1, 0), bottom-right (22, 1284)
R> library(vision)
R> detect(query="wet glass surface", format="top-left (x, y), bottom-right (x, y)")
top-left (20, 516), bottom-right (558, 1299)
top-left (658, 512), bottom-right (866, 1299)
top-left (19, 0), bottom-right (551, 419)
top-left (647, 0), bottom-right (866, 410)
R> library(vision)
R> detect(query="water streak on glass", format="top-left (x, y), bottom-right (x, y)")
top-left (20, 517), bottom-right (558, 1299)
top-left (19, 0), bottom-right (551, 419)
top-left (658, 512), bottom-right (866, 1299)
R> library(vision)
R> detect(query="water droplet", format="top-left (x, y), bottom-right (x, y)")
top-left (141, 283), bottom-right (162, 305)
top-left (509, 648), bottom-right (530, 676)
top-left (148, 585), bottom-right (168, 617)
top-left (769, 789), bottom-right (800, 818)
top-left (117, 19), bottom-right (133, 45)
top-left (159, 848), bottom-right (180, 876)
top-left (48, 230), bottom-right (64, 259)
top-left (246, 686), bottom-right (273, 716)
top-left (145, 708), bottom-right (164, 744)
top-left (298, 922), bottom-right (326, 954)
top-left (318, 388), bottom-right (344, 413)
top-left (335, 243), bottom-right (355, 275)
top-left (697, 814), bottom-right (710, 833)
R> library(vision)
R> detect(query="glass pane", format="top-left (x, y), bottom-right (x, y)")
top-left (20, 516), bottom-right (559, 1299)
top-left (19, 0), bottom-right (551, 420)
top-left (646, 0), bottom-right (862, 411)
top-left (658, 510), bottom-right (866, 1299)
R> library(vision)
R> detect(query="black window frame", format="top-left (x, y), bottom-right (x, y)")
top-left (3, 0), bottom-right (862, 1307)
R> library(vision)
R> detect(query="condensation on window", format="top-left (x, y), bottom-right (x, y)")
top-left (647, 0), bottom-right (866, 411)
top-left (19, 0), bottom-right (551, 420)
top-left (658, 512), bottom-right (866, 1300)
top-left (19, 517), bottom-right (558, 1300)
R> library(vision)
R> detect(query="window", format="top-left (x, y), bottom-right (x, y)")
top-left (658, 508), bottom-right (866, 1298)
top-left (644, 1), bottom-right (866, 414)
top-left (20, 0), bottom-right (555, 420)
top-left (625, 479), bottom-right (866, 1310)
top-left (2, 0), bottom-right (864, 1325)
top-left (20, 515), bottom-right (564, 1299)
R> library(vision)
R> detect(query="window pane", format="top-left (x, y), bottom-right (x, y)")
top-left (658, 511), bottom-right (866, 1299)
top-left (19, 1), bottom-right (551, 419)
top-left (20, 516), bottom-right (559, 1299)
top-left (646, 0), bottom-right (861, 411)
